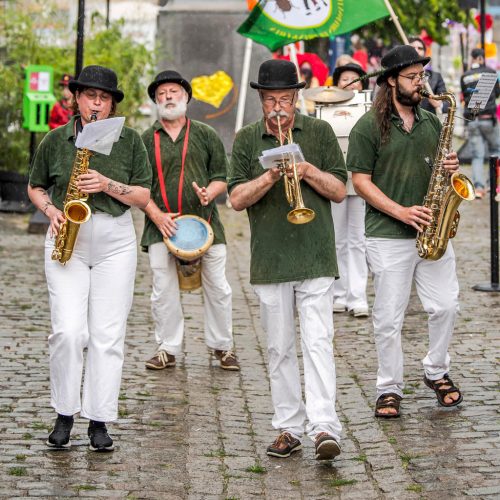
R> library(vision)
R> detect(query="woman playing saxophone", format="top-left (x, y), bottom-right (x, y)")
top-left (27, 65), bottom-right (151, 451)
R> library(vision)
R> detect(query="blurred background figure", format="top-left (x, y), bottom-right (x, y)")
top-left (352, 36), bottom-right (369, 71)
top-left (330, 63), bottom-right (370, 318)
top-left (298, 60), bottom-right (320, 115)
top-left (408, 37), bottom-right (448, 115)
top-left (460, 47), bottom-right (500, 199)
top-left (48, 73), bottom-right (74, 130)
top-left (324, 55), bottom-right (358, 86)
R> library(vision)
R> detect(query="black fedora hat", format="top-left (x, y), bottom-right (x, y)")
top-left (332, 63), bottom-right (369, 90)
top-left (69, 65), bottom-right (124, 102)
top-left (147, 70), bottom-right (192, 103)
top-left (376, 45), bottom-right (430, 85)
top-left (250, 59), bottom-right (306, 91)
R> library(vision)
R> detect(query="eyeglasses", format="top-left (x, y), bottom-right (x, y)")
top-left (261, 95), bottom-right (295, 107)
top-left (81, 89), bottom-right (112, 102)
top-left (398, 72), bottom-right (429, 84)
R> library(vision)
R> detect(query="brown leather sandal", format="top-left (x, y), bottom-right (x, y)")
top-left (423, 374), bottom-right (463, 407)
top-left (375, 393), bottom-right (402, 418)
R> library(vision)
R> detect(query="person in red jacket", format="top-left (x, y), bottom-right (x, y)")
top-left (48, 74), bottom-right (74, 129)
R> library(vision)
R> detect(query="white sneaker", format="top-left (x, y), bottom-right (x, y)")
top-left (352, 307), bottom-right (369, 318)
top-left (333, 302), bottom-right (346, 313)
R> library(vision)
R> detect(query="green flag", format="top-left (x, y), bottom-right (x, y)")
top-left (237, 0), bottom-right (390, 51)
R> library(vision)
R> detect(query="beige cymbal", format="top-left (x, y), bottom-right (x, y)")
top-left (302, 86), bottom-right (355, 103)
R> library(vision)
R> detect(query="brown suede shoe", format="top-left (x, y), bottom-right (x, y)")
top-left (214, 350), bottom-right (240, 371)
top-left (145, 350), bottom-right (176, 370)
top-left (314, 432), bottom-right (341, 460)
top-left (266, 431), bottom-right (302, 458)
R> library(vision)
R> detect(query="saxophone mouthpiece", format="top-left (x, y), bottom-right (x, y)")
top-left (90, 112), bottom-right (98, 122)
top-left (419, 89), bottom-right (431, 98)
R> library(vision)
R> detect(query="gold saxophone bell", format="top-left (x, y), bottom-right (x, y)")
top-left (276, 118), bottom-right (315, 225)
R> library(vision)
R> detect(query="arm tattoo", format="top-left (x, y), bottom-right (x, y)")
top-left (34, 188), bottom-right (54, 214)
top-left (106, 180), bottom-right (132, 196)
top-left (42, 200), bottom-right (54, 215)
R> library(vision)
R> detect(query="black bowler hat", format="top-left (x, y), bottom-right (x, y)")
top-left (147, 70), bottom-right (192, 103)
top-left (250, 59), bottom-right (306, 90)
top-left (69, 65), bottom-right (124, 102)
top-left (332, 63), bottom-right (369, 90)
top-left (376, 45), bottom-right (430, 85)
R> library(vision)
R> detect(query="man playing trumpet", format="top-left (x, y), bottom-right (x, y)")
top-left (228, 59), bottom-right (347, 460)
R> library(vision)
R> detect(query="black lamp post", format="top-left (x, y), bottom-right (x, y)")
top-left (75, 0), bottom-right (85, 77)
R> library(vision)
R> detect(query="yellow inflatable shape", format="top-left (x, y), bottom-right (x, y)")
top-left (191, 71), bottom-right (234, 109)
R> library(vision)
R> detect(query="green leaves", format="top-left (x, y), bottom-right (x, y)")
top-left (0, 3), bottom-right (155, 174)
top-left (355, 0), bottom-right (467, 46)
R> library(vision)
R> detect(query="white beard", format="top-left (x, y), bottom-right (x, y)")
top-left (157, 100), bottom-right (187, 120)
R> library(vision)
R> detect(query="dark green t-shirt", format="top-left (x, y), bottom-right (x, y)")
top-left (228, 112), bottom-right (347, 285)
top-left (140, 119), bottom-right (228, 250)
top-left (347, 107), bottom-right (441, 238)
top-left (29, 116), bottom-right (151, 216)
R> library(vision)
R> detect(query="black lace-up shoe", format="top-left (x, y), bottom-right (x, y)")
top-left (88, 420), bottom-right (114, 452)
top-left (46, 414), bottom-right (74, 449)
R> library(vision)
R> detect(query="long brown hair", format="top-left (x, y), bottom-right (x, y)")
top-left (372, 81), bottom-right (393, 144)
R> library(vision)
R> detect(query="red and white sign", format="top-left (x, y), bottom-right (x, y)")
top-left (29, 71), bottom-right (50, 92)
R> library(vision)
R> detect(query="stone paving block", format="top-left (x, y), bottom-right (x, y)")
top-left (1, 192), bottom-right (500, 498)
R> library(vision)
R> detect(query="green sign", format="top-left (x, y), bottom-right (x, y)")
top-left (23, 65), bottom-right (56, 132)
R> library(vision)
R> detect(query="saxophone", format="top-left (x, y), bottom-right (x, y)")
top-left (51, 115), bottom-right (96, 264)
top-left (416, 91), bottom-right (475, 260)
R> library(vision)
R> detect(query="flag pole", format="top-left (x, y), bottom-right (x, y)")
top-left (288, 43), bottom-right (308, 115)
top-left (235, 38), bottom-right (253, 133)
top-left (383, 0), bottom-right (433, 95)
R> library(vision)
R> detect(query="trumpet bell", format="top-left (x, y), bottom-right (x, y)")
top-left (287, 207), bottom-right (316, 225)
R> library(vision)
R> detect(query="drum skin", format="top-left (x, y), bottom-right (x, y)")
top-left (164, 215), bottom-right (214, 262)
top-left (316, 90), bottom-right (372, 160)
top-left (317, 90), bottom-right (372, 195)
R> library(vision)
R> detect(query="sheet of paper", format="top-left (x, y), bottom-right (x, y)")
top-left (75, 117), bottom-right (126, 155)
top-left (259, 143), bottom-right (305, 170)
top-left (467, 72), bottom-right (498, 111)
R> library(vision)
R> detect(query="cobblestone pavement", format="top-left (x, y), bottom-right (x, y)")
top-left (1, 168), bottom-right (499, 499)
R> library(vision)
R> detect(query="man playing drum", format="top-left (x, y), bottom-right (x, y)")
top-left (228, 59), bottom-right (347, 461)
top-left (141, 70), bottom-right (239, 371)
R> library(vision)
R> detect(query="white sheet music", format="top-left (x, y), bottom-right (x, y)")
top-left (75, 117), bottom-right (125, 155)
top-left (259, 143), bottom-right (305, 170)
top-left (467, 72), bottom-right (498, 111)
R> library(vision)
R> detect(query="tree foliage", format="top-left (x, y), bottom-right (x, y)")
top-left (0, 3), bottom-right (155, 174)
top-left (357, 0), bottom-right (467, 46)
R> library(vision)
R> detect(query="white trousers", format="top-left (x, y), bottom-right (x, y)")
top-left (253, 278), bottom-right (342, 442)
top-left (45, 211), bottom-right (137, 422)
top-left (148, 242), bottom-right (233, 355)
top-left (331, 196), bottom-right (368, 310)
top-left (366, 238), bottom-right (460, 399)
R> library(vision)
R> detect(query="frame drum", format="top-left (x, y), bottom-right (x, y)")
top-left (164, 215), bottom-right (214, 291)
